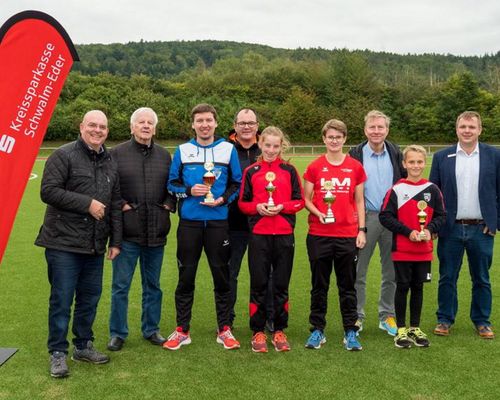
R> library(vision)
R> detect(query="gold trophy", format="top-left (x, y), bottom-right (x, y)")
top-left (322, 180), bottom-right (336, 224)
top-left (417, 200), bottom-right (428, 240)
top-left (203, 162), bottom-right (216, 203)
top-left (265, 171), bottom-right (277, 211)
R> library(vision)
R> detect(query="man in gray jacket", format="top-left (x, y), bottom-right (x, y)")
top-left (107, 107), bottom-right (175, 351)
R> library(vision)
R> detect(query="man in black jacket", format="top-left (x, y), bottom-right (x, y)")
top-left (349, 110), bottom-right (406, 336)
top-left (35, 110), bottom-right (122, 378)
top-left (227, 108), bottom-right (262, 327)
top-left (107, 107), bottom-right (176, 352)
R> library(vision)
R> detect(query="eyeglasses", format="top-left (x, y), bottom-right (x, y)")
top-left (325, 135), bottom-right (344, 142)
top-left (236, 121), bottom-right (258, 127)
top-left (87, 122), bottom-right (108, 130)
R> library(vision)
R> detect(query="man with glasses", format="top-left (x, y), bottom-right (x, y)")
top-left (349, 110), bottom-right (406, 336)
top-left (227, 108), bottom-right (266, 329)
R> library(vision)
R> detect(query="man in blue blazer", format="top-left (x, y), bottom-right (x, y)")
top-left (430, 111), bottom-right (500, 339)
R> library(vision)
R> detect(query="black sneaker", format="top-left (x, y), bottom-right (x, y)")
top-left (394, 328), bottom-right (412, 349)
top-left (408, 327), bottom-right (430, 347)
top-left (72, 341), bottom-right (110, 364)
top-left (50, 351), bottom-right (69, 378)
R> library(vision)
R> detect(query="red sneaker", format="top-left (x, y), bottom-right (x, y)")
top-left (163, 327), bottom-right (191, 350)
top-left (251, 331), bottom-right (268, 353)
top-left (272, 330), bottom-right (291, 352)
top-left (217, 326), bottom-right (240, 350)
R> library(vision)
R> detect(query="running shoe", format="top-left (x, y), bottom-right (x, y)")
top-left (379, 316), bottom-right (398, 336)
top-left (272, 330), bottom-right (291, 352)
top-left (217, 326), bottom-right (240, 350)
top-left (163, 327), bottom-right (191, 350)
top-left (394, 327), bottom-right (412, 349)
top-left (343, 330), bottom-right (362, 351)
top-left (407, 327), bottom-right (430, 347)
top-left (251, 331), bottom-right (268, 353)
top-left (305, 329), bottom-right (326, 349)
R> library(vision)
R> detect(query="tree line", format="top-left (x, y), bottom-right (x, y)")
top-left (46, 41), bottom-right (500, 144)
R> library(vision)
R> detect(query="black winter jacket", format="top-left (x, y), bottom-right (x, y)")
top-left (227, 131), bottom-right (261, 231)
top-left (35, 137), bottom-right (122, 255)
top-left (348, 140), bottom-right (407, 184)
top-left (111, 137), bottom-right (176, 247)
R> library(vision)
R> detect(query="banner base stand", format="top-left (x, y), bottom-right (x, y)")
top-left (0, 348), bottom-right (18, 366)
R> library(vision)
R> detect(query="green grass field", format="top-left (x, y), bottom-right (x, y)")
top-left (0, 156), bottom-right (498, 400)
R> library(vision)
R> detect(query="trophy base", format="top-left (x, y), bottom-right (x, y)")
top-left (418, 232), bottom-right (428, 241)
top-left (266, 205), bottom-right (277, 211)
top-left (204, 196), bottom-right (215, 204)
top-left (323, 217), bottom-right (335, 224)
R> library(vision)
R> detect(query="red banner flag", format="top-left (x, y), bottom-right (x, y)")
top-left (0, 11), bottom-right (79, 264)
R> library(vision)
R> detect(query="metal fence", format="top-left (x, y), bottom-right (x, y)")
top-left (37, 144), bottom-right (500, 158)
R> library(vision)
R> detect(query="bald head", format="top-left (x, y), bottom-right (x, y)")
top-left (80, 110), bottom-right (109, 151)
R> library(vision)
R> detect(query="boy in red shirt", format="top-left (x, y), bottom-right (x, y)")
top-left (379, 145), bottom-right (446, 348)
top-left (303, 119), bottom-right (367, 351)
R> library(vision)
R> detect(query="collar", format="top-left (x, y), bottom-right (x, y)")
top-left (456, 142), bottom-right (479, 155)
top-left (78, 136), bottom-right (105, 155)
top-left (365, 142), bottom-right (387, 157)
top-left (132, 135), bottom-right (153, 151)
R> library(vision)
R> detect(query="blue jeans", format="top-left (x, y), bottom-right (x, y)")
top-left (436, 223), bottom-right (494, 326)
top-left (110, 241), bottom-right (165, 339)
top-left (46, 249), bottom-right (104, 353)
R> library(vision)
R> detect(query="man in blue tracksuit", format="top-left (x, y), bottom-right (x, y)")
top-left (164, 103), bottom-right (242, 351)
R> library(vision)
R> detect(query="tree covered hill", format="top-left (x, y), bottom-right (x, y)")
top-left (48, 40), bottom-right (500, 143)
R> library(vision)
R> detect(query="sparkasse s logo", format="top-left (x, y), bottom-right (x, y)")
top-left (0, 134), bottom-right (15, 154)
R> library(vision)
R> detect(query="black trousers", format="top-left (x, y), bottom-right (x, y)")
top-left (393, 261), bottom-right (429, 327)
top-left (307, 234), bottom-right (359, 332)
top-left (175, 219), bottom-right (231, 332)
top-left (248, 233), bottom-right (295, 332)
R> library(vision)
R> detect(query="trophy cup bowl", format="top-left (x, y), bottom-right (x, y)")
top-left (322, 181), bottom-right (336, 224)
top-left (417, 200), bottom-right (428, 240)
top-left (265, 171), bottom-right (277, 211)
top-left (203, 162), bottom-right (216, 203)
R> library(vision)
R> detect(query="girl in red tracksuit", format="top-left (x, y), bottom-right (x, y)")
top-left (379, 145), bottom-right (446, 349)
top-left (239, 126), bottom-right (304, 353)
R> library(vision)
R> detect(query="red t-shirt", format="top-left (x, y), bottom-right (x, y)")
top-left (303, 154), bottom-right (366, 237)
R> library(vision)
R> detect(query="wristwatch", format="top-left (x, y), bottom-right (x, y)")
top-left (358, 226), bottom-right (367, 233)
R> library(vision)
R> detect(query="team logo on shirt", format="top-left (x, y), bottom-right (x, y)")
top-left (341, 168), bottom-right (352, 173)
top-left (320, 177), bottom-right (351, 192)
top-left (322, 167), bottom-right (329, 172)
top-left (424, 193), bottom-right (431, 202)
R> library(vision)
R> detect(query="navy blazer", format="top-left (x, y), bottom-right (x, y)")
top-left (429, 142), bottom-right (500, 237)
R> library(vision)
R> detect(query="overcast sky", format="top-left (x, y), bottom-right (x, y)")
top-left (2, 0), bottom-right (500, 56)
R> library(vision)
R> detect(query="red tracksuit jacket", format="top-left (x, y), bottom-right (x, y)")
top-left (238, 158), bottom-right (304, 235)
